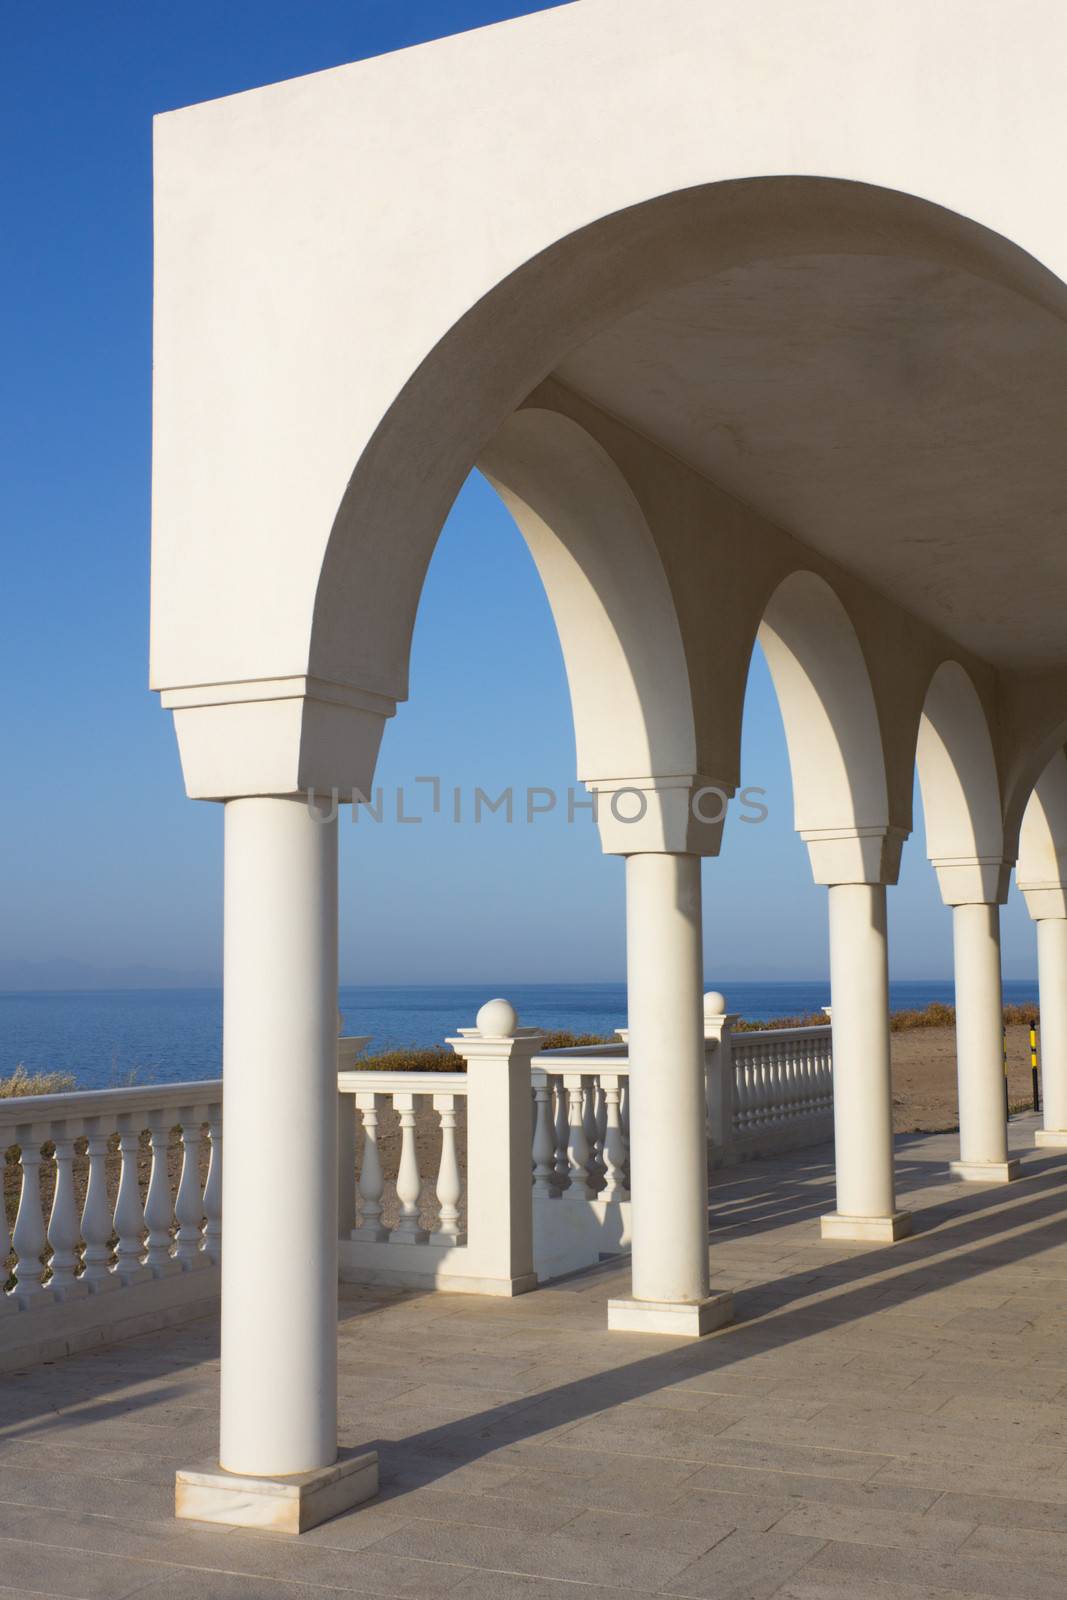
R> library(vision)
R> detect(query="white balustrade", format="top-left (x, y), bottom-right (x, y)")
top-left (0, 1082), bottom-right (222, 1322)
top-left (339, 1071), bottom-right (469, 1248)
top-left (727, 1025), bottom-right (834, 1154)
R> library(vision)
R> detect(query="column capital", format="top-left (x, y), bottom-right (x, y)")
top-left (1016, 880), bottom-right (1067, 921)
top-left (801, 826), bottom-right (907, 887)
top-left (589, 774), bottom-right (734, 856)
top-left (931, 856), bottom-right (1012, 906)
top-left (158, 676), bottom-right (396, 801)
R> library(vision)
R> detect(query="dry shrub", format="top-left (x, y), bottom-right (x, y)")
top-left (0, 1064), bottom-right (76, 1098)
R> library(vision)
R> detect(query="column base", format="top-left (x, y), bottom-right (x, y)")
top-left (175, 1447), bottom-right (379, 1535)
top-left (607, 1292), bottom-right (733, 1337)
top-left (1034, 1130), bottom-right (1067, 1150)
top-left (949, 1159), bottom-right (1021, 1183)
top-left (820, 1210), bottom-right (913, 1243)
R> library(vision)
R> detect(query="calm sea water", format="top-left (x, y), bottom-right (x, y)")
top-left (0, 979), bottom-right (1041, 1091)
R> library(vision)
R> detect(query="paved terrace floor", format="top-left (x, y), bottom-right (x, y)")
top-left (6, 1116), bottom-right (1067, 1599)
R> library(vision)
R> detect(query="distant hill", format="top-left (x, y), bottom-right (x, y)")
top-left (0, 958), bottom-right (219, 992)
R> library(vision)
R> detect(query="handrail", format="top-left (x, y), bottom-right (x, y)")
top-left (338, 1069), bottom-right (467, 1094)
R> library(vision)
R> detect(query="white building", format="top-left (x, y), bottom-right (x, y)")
top-left (142, 0), bottom-right (1067, 1530)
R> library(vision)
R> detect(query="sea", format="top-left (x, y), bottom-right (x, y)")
top-left (0, 979), bottom-right (1042, 1091)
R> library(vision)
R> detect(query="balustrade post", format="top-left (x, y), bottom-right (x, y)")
top-left (563, 1073), bottom-right (592, 1202)
top-left (81, 1120), bottom-right (120, 1291)
top-left (144, 1112), bottom-right (181, 1276)
top-left (432, 1092), bottom-right (464, 1244)
top-left (702, 995), bottom-right (737, 1162)
top-left (599, 1074), bottom-right (628, 1199)
top-left (447, 999), bottom-right (542, 1294)
top-left (113, 1120), bottom-right (149, 1282)
top-left (174, 1112), bottom-right (208, 1269)
top-left (47, 1129), bottom-right (89, 1300)
top-left (392, 1092), bottom-right (428, 1244)
top-left (12, 1135), bottom-right (49, 1307)
top-left (202, 1109), bottom-right (222, 1262)
top-left (0, 1152), bottom-right (15, 1314)
top-left (552, 1076), bottom-right (569, 1183)
top-left (354, 1093), bottom-right (388, 1240)
top-left (530, 1071), bottom-right (557, 1197)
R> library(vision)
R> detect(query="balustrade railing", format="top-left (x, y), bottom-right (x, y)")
top-left (728, 1026), bottom-right (834, 1148)
top-left (0, 1081), bottom-right (222, 1317)
top-left (1, 1008), bottom-right (835, 1342)
top-left (337, 1070), bottom-right (469, 1246)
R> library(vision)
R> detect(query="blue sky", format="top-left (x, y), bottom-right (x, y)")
top-left (0, 0), bottom-right (1037, 986)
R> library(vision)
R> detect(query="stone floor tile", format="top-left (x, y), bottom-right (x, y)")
top-left (930, 1489), bottom-right (1067, 1533)
top-left (368, 1519), bottom-right (699, 1591)
top-left (772, 1500), bottom-right (975, 1552)
top-left (803, 1534), bottom-right (1067, 1599)
top-left (661, 1528), bottom-right (827, 1599)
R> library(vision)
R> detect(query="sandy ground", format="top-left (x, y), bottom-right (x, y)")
top-left (890, 1021), bottom-right (1039, 1133)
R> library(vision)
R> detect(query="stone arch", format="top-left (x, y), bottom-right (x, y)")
top-left (1018, 749), bottom-right (1067, 893)
top-left (302, 178), bottom-right (1067, 704)
top-left (916, 660), bottom-right (1006, 902)
top-left (477, 408), bottom-right (696, 786)
top-left (755, 571), bottom-right (893, 882)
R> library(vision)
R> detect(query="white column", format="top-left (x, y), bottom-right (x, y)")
top-left (217, 796), bottom-right (340, 1474)
top-left (1035, 917), bottom-right (1067, 1146)
top-left (950, 902), bottom-right (1020, 1181)
top-left (178, 796), bottom-right (378, 1534)
top-left (607, 853), bottom-right (732, 1336)
top-left (820, 883), bottom-right (912, 1242)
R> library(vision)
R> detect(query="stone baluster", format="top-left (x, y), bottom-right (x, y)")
top-left (531, 1071), bottom-right (557, 1197)
top-left (392, 1092), bottom-right (428, 1243)
top-left (12, 1136), bottom-right (48, 1307)
top-left (583, 1078), bottom-right (604, 1190)
top-left (81, 1121), bottom-right (119, 1291)
top-left (619, 1078), bottom-right (631, 1190)
top-left (594, 1080), bottom-right (609, 1181)
top-left (599, 1074), bottom-right (628, 1199)
top-left (432, 1091), bottom-right (464, 1244)
top-left (354, 1092), bottom-right (388, 1240)
top-left (144, 1113), bottom-right (181, 1276)
top-left (47, 1129), bottom-right (88, 1300)
top-left (552, 1076), bottom-right (569, 1183)
top-left (174, 1112), bottom-right (208, 1269)
top-left (114, 1119), bottom-right (149, 1282)
top-left (202, 1109), bottom-right (222, 1262)
top-left (738, 1052), bottom-right (754, 1131)
top-left (782, 1042), bottom-right (795, 1122)
top-left (0, 1153), bottom-right (14, 1315)
top-left (775, 1043), bottom-right (788, 1123)
top-left (564, 1074), bottom-right (591, 1202)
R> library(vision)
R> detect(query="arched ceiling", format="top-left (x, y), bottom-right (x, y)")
top-left (554, 252), bottom-right (1067, 670)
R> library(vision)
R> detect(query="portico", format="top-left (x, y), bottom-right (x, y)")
top-left (149, 0), bottom-right (1067, 1529)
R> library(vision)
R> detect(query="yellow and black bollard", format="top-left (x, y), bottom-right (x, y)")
top-left (1031, 1018), bottom-right (1040, 1113)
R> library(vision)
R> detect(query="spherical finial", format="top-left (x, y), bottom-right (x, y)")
top-left (703, 990), bottom-right (727, 1017)
top-left (476, 997), bottom-right (519, 1037)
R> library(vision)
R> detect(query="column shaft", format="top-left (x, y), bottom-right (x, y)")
top-left (625, 852), bottom-right (709, 1305)
top-left (952, 901), bottom-right (1015, 1177)
top-left (219, 796), bottom-right (339, 1476)
top-left (823, 883), bottom-right (910, 1240)
top-left (1037, 917), bottom-right (1067, 1134)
